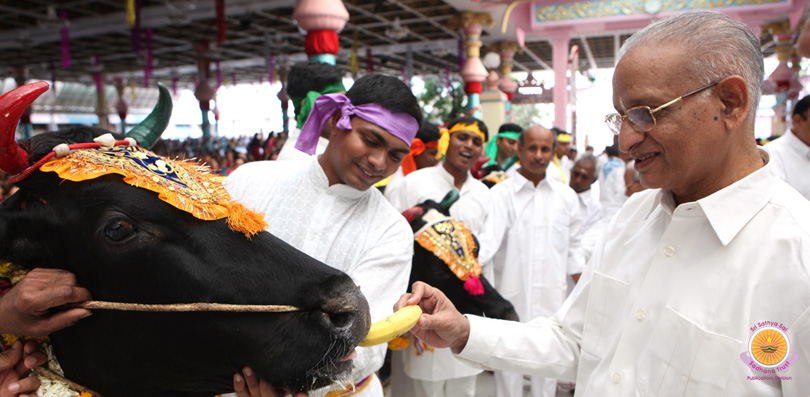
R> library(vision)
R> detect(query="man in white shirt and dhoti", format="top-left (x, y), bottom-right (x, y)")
top-left (226, 74), bottom-right (421, 397)
top-left (395, 11), bottom-right (810, 396)
top-left (477, 126), bottom-right (584, 397)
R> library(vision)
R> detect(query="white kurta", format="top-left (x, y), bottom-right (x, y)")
top-left (598, 157), bottom-right (626, 219)
top-left (476, 171), bottom-right (585, 397)
top-left (225, 158), bottom-right (413, 397)
top-left (457, 149), bottom-right (810, 396)
top-left (384, 164), bottom-right (491, 236)
top-left (576, 188), bottom-right (606, 262)
top-left (766, 130), bottom-right (810, 200)
top-left (477, 171), bottom-right (585, 323)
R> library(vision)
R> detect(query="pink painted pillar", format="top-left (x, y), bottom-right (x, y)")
top-left (550, 29), bottom-right (571, 130)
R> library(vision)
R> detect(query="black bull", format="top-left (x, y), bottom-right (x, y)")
top-left (403, 194), bottom-right (518, 322)
top-left (0, 82), bottom-right (370, 396)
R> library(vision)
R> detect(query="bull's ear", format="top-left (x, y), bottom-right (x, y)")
top-left (439, 190), bottom-right (459, 210)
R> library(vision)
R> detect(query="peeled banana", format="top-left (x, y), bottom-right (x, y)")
top-left (359, 305), bottom-right (423, 347)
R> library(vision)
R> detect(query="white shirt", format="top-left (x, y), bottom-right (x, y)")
top-left (276, 128), bottom-right (329, 161)
top-left (477, 171), bottom-right (585, 321)
top-left (457, 149), bottom-right (810, 396)
top-left (225, 159), bottom-right (413, 397)
top-left (766, 130), bottom-right (810, 200)
top-left (577, 188), bottom-right (606, 262)
top-left (598, 157), bottom-right (626, 218)
top-left (384, 164), bottom-right (491, 236)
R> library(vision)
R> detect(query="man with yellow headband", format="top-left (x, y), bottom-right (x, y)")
top-left (386, 116), bottom-right (492, 236)
top-left (277, 61), bottom-right (345, 160)
top-left (384, 116), bottom-right (491, 397)
top-left (545, 128), bottom-right (573, 183)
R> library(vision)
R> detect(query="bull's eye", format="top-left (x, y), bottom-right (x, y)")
top-left (104, 220), bottom-right (135, 242)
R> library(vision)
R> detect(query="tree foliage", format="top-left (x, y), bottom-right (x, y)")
top-left (417, 76), bottom-right (466, 125)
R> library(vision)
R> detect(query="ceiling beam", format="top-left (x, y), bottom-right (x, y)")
top-left (0, 0), bottom-right (296, 51)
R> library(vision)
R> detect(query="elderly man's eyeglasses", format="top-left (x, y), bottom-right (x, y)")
top-left (604, 81), bottom-right (719, 136)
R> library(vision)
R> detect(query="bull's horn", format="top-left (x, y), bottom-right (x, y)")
top-left (126, 82), bottom-right (172, 149)
top-left (0, 81), bottom-right (49, 175)
top-left (439, 190), bottom-right (460, 209)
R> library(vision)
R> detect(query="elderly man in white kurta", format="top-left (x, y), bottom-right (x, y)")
top-left (385, 117), bottom-right (492, 397)
top-left (226, 74), bottom-right (421, 397)
top-left (477, 126), bottom-right (585, 397)
top-left (766, 94), bottom-right (810, 200)
top-left (395, 12), bottom-right (810, 397)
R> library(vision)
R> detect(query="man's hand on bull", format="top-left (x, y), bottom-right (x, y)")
top-left (233, 367), bottom-right (307, 397)
top-left (0, 268), bottom-right (92, 337)
top-left (395, 281), bottom-right (471, 352)
top-left (0, 339), bottom-right (48, 397)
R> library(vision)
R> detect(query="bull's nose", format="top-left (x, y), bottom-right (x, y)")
top-left (319, 277), bottom-right (371, 338)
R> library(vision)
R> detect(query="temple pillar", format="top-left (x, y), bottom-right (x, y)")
top-left (451, 12), bottom-right (493, 119)
top-left (550, 29), bottom-right (571, 130)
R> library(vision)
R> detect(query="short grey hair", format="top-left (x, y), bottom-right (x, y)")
top-left (619, 10), bottom-right (763, 124)
top-left (575, 153), bottom-right (599, 180)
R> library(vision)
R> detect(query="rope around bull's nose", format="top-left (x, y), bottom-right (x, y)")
top-left (72, 301), bottom-right (301, 312)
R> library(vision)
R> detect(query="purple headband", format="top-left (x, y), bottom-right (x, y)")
top-left (295, 93), bottom-right (420, 155)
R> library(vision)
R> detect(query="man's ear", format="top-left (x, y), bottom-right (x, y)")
top-left (329, 110), bottom-right (345, 132)
top-left (717, 75), bottom-right (748, 130)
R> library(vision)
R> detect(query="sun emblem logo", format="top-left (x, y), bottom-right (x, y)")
top-left (749, 327), bottom-right (789, 368)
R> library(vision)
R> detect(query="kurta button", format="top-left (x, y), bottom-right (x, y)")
top-left (612, 371), bottom-right (623, 384)
top-left (637, 309), bottom-right (647, 321)
top-left (663, 245), bottom-right (676, 257)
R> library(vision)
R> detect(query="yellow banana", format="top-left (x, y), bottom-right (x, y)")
top-left (359, 305), bottom-right (423, 347)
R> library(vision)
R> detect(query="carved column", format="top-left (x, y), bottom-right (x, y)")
top-left (450, 12), bottom-right (493, 119)
top-left (498, 42), bottom-right (520, 120)
top-left (293, 0), bottom-right (349, 65)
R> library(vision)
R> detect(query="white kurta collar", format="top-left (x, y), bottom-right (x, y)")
top-left (511, 169), bottom-right (551, 193)
top-left (307, 157), bottom-right (368, 200)
top-left (643, 148), bottom-right (775, 246)
top-left (437, 162), bottom-right (475, 193)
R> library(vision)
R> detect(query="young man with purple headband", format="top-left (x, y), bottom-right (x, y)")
top-left (225, 74), bottom-right (423, 397)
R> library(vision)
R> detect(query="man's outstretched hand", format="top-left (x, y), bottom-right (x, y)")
top-left (394, 281), bottom-right (471, 352)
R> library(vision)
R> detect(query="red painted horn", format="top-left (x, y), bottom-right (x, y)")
top-left (0, 81), bottom-right (49, 175)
